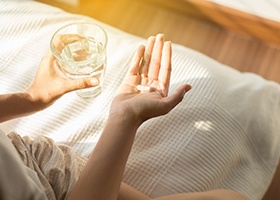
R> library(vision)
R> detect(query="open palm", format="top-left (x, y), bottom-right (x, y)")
top-left (110, 34), bottom-right (191, 123)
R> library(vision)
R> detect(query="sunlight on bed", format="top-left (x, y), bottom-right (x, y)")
top-left (194, 120), bottom-right (214, 132)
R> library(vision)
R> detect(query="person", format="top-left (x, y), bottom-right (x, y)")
top-left (0, 34), bottom-right (250, 200)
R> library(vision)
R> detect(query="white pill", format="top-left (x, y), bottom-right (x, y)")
top-left (136, 85), bottom-right (151, 92)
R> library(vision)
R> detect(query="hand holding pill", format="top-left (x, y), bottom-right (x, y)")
top-left (110, 34), bottom-right (191, 123)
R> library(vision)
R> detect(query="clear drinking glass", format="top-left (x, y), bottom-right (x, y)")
top-left (50, 22), bottom-right (108, 98)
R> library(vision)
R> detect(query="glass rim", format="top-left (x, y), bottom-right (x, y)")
top-left (50, 22), bottom-right (108, 59)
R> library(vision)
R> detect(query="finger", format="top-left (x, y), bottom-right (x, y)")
top-left (148, 34), bottom-right (164, 80)
top-left (65, 78), bottom-right (100, 93)
top-left (158, 41), bottom-right (172, 96)
top-left (52, 34), bottom-right (85, 54)
top-left (140, 36), bottom-right (156, 77)
top-left (128, 45), bottom-right (145, 75)
top-left (42, 50), bottom-right (56, 64)
top-left (40, 50), bottom-right (57, 72)
top-left (162, 84), bottom-right (192, 112)
top-left (45, 50), bottom-right (56, 60)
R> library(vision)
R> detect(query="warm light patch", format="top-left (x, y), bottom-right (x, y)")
top-left (194, 120), bottom-right (213, 132)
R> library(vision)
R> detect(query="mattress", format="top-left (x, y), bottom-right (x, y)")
top-left (0, 1), bottom-right (280, 199)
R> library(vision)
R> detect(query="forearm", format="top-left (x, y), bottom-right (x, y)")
top-left (67, 111), bottom-right (142, 200)
top-left (0, 92), bottom-right (42, 123)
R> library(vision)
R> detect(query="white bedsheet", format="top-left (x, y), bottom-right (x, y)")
top-left (0, 1), bottom-right (280, 199)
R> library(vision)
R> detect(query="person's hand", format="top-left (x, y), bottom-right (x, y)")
top-left (25, 36), bottom-right (99, 109)
top-left (110, 34), bottom-right (191, 125)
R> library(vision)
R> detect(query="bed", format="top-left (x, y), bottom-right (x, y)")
top-left (0, 1), bottom-right (280, 199)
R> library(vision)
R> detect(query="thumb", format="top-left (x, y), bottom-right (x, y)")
top-left (66, 78), bottom-right (100, 92)
top-left (162, 84), bottom-right (192, 112)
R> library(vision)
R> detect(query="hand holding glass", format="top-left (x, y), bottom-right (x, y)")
top-left (50, 23), bottom-right (108, 98)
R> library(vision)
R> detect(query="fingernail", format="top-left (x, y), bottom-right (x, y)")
top-left (183, 85), bottom-right (192, 96)
top-left (157, 33), bottom-right (164, 39)
top-left (90, 78), bottom-right (99, 86)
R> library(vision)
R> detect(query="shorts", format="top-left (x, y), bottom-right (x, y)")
top-left (8, 132), bottom-right (87, 200)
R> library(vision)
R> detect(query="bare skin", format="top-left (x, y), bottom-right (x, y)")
top-left (66, 34), bottom-right (249, 200)
top-left (0, 34), bottom-right (250, 200)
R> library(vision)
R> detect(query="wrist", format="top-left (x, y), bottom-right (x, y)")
top-left (24, 87), bottom-right (54, 110)
top-left (20, 92), bottom-right (46, 113)
top-left (108, 106), bottom-right (142, 131)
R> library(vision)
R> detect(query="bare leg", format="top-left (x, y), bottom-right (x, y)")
top-left (118, 183), bottom-right (151, 200)
top-left (118, 182), bottom-right (249, 200)
top-left (153, 189), bottom-right (250, 200)
top-left (262, 159), bottom-right (280, 200)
